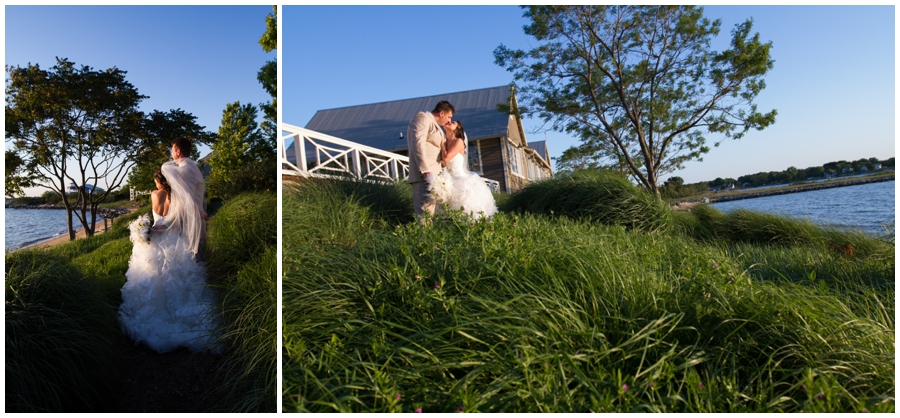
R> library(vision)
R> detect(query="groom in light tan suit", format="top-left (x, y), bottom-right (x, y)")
top-left (407, 101), bottom-right (455, 218)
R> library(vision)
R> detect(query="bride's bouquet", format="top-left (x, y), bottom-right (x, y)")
top-left (427, 170), bottom-right (455, 203)
top-left (128, 214), bottom-right (152, 245)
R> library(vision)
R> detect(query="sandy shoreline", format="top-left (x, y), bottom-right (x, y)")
top-left (27, 206), bottom-right (141, 250)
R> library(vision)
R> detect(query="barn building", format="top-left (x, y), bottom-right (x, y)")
top-left (289, 85), bottom-right (552, 193)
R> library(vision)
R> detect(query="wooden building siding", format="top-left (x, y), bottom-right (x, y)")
top-left (479, 137), bottom-right (506, 191)
top-left (297, 86), bottom-right (552, 193)
top-left (506, 115), bottom-right (524, 147)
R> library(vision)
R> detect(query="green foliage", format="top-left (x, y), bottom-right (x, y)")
top-left (495, 6), bottom-right (777, 196)
top-left (126, 109), bottom-right (215, 192)
top-left (207, 153), bottom-right (277, 201)
top-left (327, 178), bottom-right (415, 226)
top-left (257, 5), bottom-right (277, 124)
top-left (39, 189), bottom-right (63, 204)
top-left (5, 57), bottom-right (147, 235)
top-left (5, 250), bottom-right (119, 412)
top-left (205, 192), bottom-right (276, 282)
top-left (680, 205), bottom-right (893, 261)
top-left (501, 170), bottom-right (673, 234)
top-left (207, 102), bottom-right (274, 200)
top-left (205, 191), bottom-right (277, 412)
top-left (283, 184), bottom-right (894, 412)
top-left (5, 149), bottom-right (35, 198)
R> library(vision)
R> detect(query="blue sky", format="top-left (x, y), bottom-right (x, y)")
top-left (6, 5), bottom-right (274, 196)
top-left (283, 5), bottom-right (894, 185)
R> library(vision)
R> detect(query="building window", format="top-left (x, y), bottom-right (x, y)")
top-left (467, 141), bottom-right (482, 174)
top-left (507, 141), bottom-right (522, 177)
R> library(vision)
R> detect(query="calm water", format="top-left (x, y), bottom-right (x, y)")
top-left (710, 180), bottom-right (895, 236)
top-left (5, 209), bottom-right (106, 251)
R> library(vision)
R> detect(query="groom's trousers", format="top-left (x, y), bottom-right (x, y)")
top-left (411, 181), bottom-right (436, 221)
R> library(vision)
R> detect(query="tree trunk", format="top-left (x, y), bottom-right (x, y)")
top-left (67, 208), bottom-right (76, 241)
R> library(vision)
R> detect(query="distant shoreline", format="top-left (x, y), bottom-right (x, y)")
top-left (5, 204), bottom-right (132, 218)
top-left (7, 204), bottom-right (139, 251)
top-left (672, 174), bottom-right (894, 209)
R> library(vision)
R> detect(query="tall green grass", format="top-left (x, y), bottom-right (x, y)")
top-left (501, 170), bottom-right (673, 234)
top-left (678, 204), bottom-right (893, 260)
top-left (7, 193), bottom-right (277, 413)
top-left (6, 250), bottom-right (119, 412)
top-left (205, 191), bottom-right (277, 412)
top-left (282, 178), bottom-right (894, 413)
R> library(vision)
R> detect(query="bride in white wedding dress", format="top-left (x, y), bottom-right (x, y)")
top-left (118, 167), bottom-right (221, 354)
top-left (433, 121), bottom-right (498, 219)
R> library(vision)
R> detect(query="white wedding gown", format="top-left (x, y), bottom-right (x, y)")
top-left (437, 152), bottom-right (498, 219)
top-left (118, 209), bottom-right (222, 354)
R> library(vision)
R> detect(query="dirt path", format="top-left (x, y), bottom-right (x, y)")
top-left (108, 335), bottom-right (224, 413)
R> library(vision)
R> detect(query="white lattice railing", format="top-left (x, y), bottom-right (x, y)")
top-left (281, 123), bottom-right (409, 182)
top-left (281, 123), bottom-right (503, 192)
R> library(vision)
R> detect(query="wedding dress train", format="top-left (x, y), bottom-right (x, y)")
top-left (118, 209), bottom-right (221, 354)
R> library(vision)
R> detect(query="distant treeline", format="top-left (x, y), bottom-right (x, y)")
top-left (661, 157), bottom-right (895, 199)
top-left (8, 188), bottom-right (131, 206)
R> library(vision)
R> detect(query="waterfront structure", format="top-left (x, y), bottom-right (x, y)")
top-left (67, 182), bottom-right (105, 194)
top-left (288, 85), bottom-right (553, 193)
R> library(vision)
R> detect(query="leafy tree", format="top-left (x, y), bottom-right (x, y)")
top-left (806, 166), bottom-right (824, 178)
top-left (495, 6), bottom-right (777, 198)
top-left (5, 150), bottom-right (35, 198)
top-left (258, 6), bottom-right (277, 142)
top-left (6, 58), bottom-right (145, 239)
top-left (659, 175), bottom-right (684, 197)
top-left (208, 102), bottom-right (273, 199)
top-left (664, 176), bottom-right (684, 189)
top-left (555, 137), bottom-right (631, 174)
top-left (125, 109), bottom-right (215, 192)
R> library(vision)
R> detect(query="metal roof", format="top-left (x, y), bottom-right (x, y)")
top-left (529, 140), bottom-right (550, 163)
top-left (304, 85), bottom-right (514, 151)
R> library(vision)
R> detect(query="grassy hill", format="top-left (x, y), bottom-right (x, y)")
top-left (282, 173), bottom-right (894, 413)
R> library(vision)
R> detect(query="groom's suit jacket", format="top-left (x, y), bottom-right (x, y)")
top-left (407, 111), bottom-right (444, 184)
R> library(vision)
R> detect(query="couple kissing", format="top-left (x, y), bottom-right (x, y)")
top-left (407, 100), bottom-right (497, 221)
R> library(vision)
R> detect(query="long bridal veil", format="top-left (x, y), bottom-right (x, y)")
top-left (160, 159), bottom-right (205, 258)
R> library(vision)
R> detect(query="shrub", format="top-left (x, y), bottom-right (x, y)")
top-left (205, 191), bottom-right (277, 412)
top-left (212, 246), bottom-right (277, 412)
top-left (681, 205), bottom-right (892, 260)
top-left (205, 191), bottom-right (276, 282)
top-left (207, 155), bottom-right (277, 201)
top-left (327, 177), bottom-right (414, 226)
top-left (501, 170), bottom-right (673, 234)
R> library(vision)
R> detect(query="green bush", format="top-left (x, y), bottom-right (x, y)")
top-left (501, 170), bottom-right (673, 234)
top-left (212, 246), bottom-right (277, 412)
top-left (205, 191), bottom-right (276, 282)
top-left (680, 205), bottom-right (892, 261)
top-left (205, 191), bottom-right (277, 412)
top-left (327, 178), bottom-right (414, 226)
top-left (207, 155), bottom-right (277, 201)
top-left (6, 250), bottom-right (119, 412)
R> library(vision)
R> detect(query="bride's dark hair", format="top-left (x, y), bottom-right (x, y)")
top-left (453, 121), bottom-right (466, 140)
top-left (153, 169), bottom-right (172, 194)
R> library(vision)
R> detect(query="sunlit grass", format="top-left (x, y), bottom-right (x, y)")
top-left (282, 177), bottom-right (894, 413)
